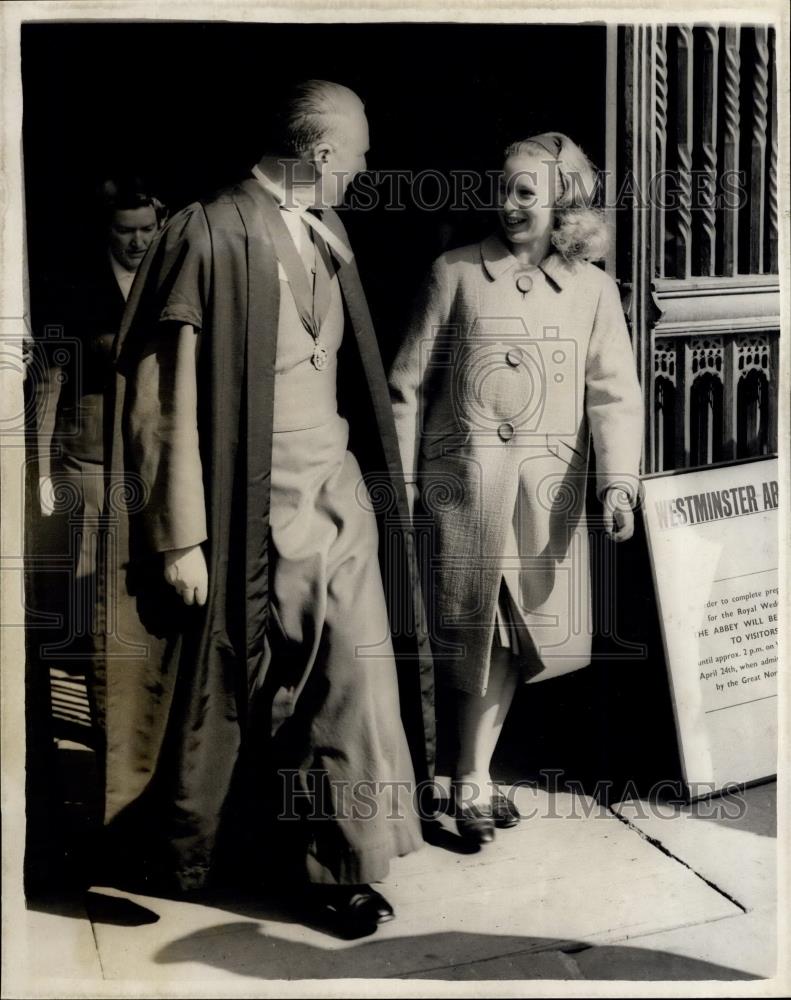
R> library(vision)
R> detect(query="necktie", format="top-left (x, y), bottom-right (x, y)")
top-left (307, 212), bottom-right (333, 335)
top-left (254, 198), bottom-right (336, 370)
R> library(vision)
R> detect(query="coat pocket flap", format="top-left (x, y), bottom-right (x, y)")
top-left (548, 437), bottom-right (588, 469)
top-left (421, 429), bottom-right (470, 460)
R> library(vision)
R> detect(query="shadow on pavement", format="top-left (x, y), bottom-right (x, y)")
top-left (151, 922), bottom-right (761, 981)
top-left (26, 889), bottom-right (766, 981)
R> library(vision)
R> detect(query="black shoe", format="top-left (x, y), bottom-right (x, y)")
top-left (453, 797), bottom-right (495, 845)
top-left (310, 885), bottom-right (394, 939)
top-left (491, 788), bottom-right (521, 829)
top-left (353, 887), bottom-right (395, 924)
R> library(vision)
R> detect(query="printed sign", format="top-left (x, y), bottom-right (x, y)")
top-left (642, 457), bottom-right (779, 795)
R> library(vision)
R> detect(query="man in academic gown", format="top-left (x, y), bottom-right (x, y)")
top-left (102, 81), bottom-right (434, 932)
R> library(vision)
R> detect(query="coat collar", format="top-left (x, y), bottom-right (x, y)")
top-left (479, 233), bottom-right (569, 290)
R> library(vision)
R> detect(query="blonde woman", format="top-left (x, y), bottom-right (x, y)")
top-left (390, 133), bottom-right (643, 845)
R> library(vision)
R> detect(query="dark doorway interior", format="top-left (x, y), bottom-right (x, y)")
top-left (21, 20), bottom-right (681, 895)
top-left (21, 20), bottom-right (607, 359)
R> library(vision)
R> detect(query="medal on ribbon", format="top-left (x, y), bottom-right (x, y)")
top-left (311, 341), bottom-right (329, 371)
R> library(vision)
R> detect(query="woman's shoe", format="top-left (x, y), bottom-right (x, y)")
top-left (453, 795), bottom-right (496, 845)
top-left (491, 787), bottom-right (521, 829)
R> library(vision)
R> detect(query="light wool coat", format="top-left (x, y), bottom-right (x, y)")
top-left (389, 234), bottom-right (644, 695)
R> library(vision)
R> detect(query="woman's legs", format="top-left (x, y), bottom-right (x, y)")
top-left (453, 646), bottom-right (519, 808)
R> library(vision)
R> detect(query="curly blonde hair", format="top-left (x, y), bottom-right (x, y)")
top-left (504, 132), bottom-right (609, 263)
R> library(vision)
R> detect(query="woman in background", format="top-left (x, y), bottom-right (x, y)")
top-left (35, 179), bottom-right (166, 730)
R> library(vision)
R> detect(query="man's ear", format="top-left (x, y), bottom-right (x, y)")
top-left (312, 140), bottom-right (334, 164)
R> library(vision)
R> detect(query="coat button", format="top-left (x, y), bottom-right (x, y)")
top-left (506, 347), bottom-right (523, 367)
top-left (515, 273), bottom-right (534, 294)
top-left (498, 422), bottom-right (515, 442)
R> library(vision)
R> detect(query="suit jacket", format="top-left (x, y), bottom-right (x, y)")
top-left (389, 234), bottom-right (644, 696)
top-left (103, 179), bottom-right (434, 890)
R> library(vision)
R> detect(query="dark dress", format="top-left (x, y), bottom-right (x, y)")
top-left (36, 255), bottom-right (126, 725)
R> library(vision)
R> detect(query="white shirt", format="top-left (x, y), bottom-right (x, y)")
top-left (250, 163), bottom-right (354, 265)
top-left (109, 251), bottom-right (136, 301)
top-left (251, 166), bottom-right (317, 275)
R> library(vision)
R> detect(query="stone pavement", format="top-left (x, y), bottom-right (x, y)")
top-left (20, 775), bottom-right (777, 993)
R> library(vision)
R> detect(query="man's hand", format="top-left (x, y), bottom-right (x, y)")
top-left (602, 486), bottom-right (635, 542)
top-left (164, 544), bottom-right (208, 606)
top-left (39, 475), bottom-right (56, 517)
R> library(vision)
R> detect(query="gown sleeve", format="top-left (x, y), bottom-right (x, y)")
top-left (115, 204), bottom-right (212, 554)
top-left (116, 202), bottom-right (212, 363)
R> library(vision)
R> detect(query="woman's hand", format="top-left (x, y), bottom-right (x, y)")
top-left (164, 544), bottom-right (208, 606)
top-left (602, 486), bottom-right (635, 542)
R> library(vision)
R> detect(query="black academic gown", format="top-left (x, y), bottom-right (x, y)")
top-left (102, 178), bottom-right (434, 890)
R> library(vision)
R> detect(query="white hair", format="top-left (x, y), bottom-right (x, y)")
top-left (277, 80), bottom-right (364, 156)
